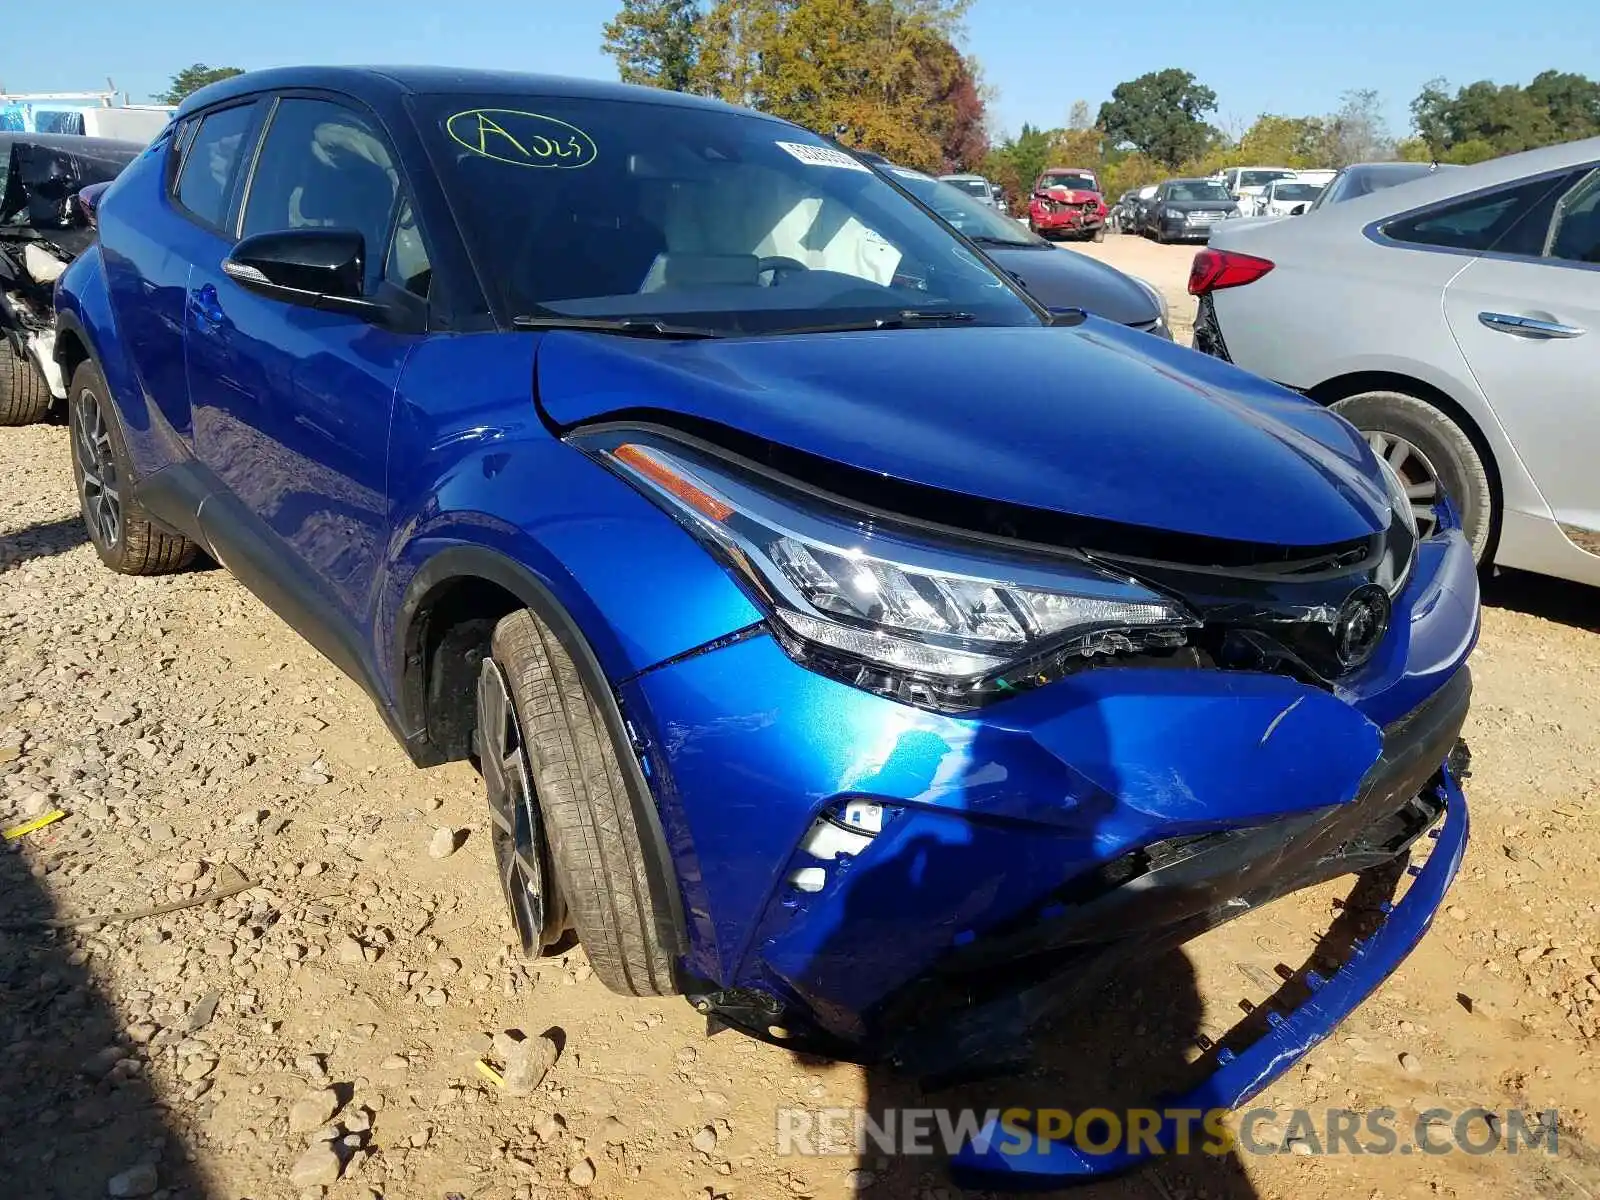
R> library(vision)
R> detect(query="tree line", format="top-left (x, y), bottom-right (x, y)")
top-left (154, 39), bottom-right (1600, 217)
top-left (986, 69), bottom-right (1600, 210)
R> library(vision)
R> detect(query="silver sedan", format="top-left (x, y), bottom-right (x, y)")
top-left (1193, 138), bottom-right (1600, 589)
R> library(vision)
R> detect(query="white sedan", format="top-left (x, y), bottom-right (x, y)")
top-left (1254, 179), bottom-right (1324, 217)
top-left (1193, 138), bottom-right (1600, 588)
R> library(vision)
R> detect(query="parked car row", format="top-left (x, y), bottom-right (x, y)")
top-left (6, 66), bottom-right (1480, 1187)
top-left (1112, 177), bottom-right (1240, 242)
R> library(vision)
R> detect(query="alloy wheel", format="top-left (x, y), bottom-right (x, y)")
top-left (476, 656), bottom-right (561, 956)
top-left (1366, 429), bottom-right (1442, 538)
top-left (73, 388), bottom-right (122, 549)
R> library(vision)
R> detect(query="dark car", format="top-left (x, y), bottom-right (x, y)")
top-left (54, 66), bottom-right (1476, 1184)
top-left (0, 132), bottom-right (142, 424)
top-left (1148, 177), bottom-right (1240, 243)
top-left (883, 165), bottom-right (1170, 335)
top-left (1300, 160), bottom-right (1458, 213)
top-left (1108, 188), bottom-right (1140, 232)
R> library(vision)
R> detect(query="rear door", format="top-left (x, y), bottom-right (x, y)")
top-left (1440, 164), bottom-right (1600, 540)
top-left (101, 100), bottom-right (261, 464)
top-left (184, 92), bottom-right (424, 630)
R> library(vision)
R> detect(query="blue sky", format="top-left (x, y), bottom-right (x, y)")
top-left (1, 0), bottom-right (1591, 142)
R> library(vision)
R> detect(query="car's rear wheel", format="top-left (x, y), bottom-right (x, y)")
top-left (1330, 389), bottom-right (1495, 563)
top-left (482, 608), bottom-right (681, 997)
top-left (0, 350), bottom-right (51, 426)
top-left (68, 360), bottom-right (199, 575)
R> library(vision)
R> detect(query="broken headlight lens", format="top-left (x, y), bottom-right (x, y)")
top-left (581, 433), bottom-right (1198, 709)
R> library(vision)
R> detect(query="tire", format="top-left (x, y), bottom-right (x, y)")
top-left (1092, 226), bottom-right (1106, 243)
top-left (1330, 389), bottom-right (1496, 563)
top-left (0, 349), bottom-right (51, 426)
top-left (488, 608), bottom-right (681, 997)
top-left (67, 359), bottom-right (198, 575)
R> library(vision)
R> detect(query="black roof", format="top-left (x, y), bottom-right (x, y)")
top-left (179, 65), bottom-right (758, 121)
top-left (0, 131), bottom-right (146, 154)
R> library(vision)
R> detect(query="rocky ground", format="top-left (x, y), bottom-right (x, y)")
top-left (2, 245), bottom-right (1598, 1200)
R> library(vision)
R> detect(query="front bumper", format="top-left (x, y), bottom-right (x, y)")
top-left (616, 521), bottom-right (1477, 1172)
top-left (1032, 208), bottom-right (1104, 233)
top-left (1159, 217), bottom-right (1220, 240)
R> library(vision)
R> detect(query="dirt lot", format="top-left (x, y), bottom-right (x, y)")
top-left (2, 236), bottom-right (1599, 1200)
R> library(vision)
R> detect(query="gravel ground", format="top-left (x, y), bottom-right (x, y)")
top-left (2, 250), bottom-right (1598, 1200)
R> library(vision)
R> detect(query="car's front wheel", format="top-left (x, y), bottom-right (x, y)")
top-left (1331, 389), bottom-right (1495, 563)
top-left (0, 351), bottom-right (51, 426)
top-left (68, 360), bottom-right (198, 574)
top-left (482, 608), bottom-right (682, 997)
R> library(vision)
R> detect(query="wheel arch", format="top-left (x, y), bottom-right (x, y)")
top-left (1305, 369), bottom-right (1504, 548)
top-left (392, 543), bottom-right (691, 975)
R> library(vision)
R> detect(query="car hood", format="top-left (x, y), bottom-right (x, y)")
top-left (534, 322), bottom-right (1389, 546)
top-left (1162, 198), bottom-right (1238, 212)
top-left (983, 246), bottom-right (1158, 326)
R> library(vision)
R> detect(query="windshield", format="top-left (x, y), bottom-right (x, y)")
top-left (893, 169), bottom-right (1038, 246)
top-left (1040, 173), bottom-right (1096, 192)
top-left (1166, 181), bottom-right (1232, 202)
top-left (421, 96), bottom-right (1037, 335)
top-left (1307, 164), bottom-right (1439, 212)
top-left (1238, 170), bottom-right (1296, 189)
top-left (1270, 183), bottom-right (1321, 201)
top-left (944, 177), bottom-right (990, 198)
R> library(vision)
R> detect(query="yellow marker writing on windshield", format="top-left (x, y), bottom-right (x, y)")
top-left (446, 109), bottom-right (598, 169)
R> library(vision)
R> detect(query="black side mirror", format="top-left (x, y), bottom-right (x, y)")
top-left (222, 228), bottom-right (383, 318)
top-left (1290, 203), bottom-right (1308, 216)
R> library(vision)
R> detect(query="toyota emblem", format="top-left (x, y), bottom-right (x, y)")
top-left (1335, 584), bottom-right (1391, 670)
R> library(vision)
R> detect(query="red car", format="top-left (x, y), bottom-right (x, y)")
top-left (1027, 167), bottom-right (1107, 242)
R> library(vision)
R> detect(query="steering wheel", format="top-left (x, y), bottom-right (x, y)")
top-left (757, 255), bottom-right (808, 286)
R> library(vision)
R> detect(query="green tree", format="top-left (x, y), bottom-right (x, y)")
top-left (1236, 114), bottom-right (1325, 166)
top-left (1409, 74), bottom-right (1590, 159)
top-left (602, 0), bottom-right (704, 91)
top-left (692, 0), bottom-right (980, 171)
top-left (1526, 70), bottom-right (1600, 141)
top-left (1096, 68), bottom-right (1217, 168)
top-left (984, 122), bottom-right (1056, 206)
top-left (153, 64), bottom-right (244, 105)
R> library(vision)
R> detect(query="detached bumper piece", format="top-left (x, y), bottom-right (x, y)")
top-left (950, 763), bottom-right (1468, 1185)
top-left (886, 668), bottom-right (1470, 1079)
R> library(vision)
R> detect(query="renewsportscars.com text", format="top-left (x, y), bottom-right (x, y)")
top-left (775, 1106), bottom-right (1561, 1158)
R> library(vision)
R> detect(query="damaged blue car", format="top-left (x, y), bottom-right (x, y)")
top-left (52, 67), bottom-right (1477, 1182)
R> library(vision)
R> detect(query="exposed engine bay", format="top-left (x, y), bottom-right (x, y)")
top-left (1, 133), bottom-right (141, 400)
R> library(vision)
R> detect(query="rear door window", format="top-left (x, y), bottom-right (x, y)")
top-left (1547, 169), bottom-right (1600, 265)
top-left (174, 103), bottom-right (258, 231)
top-left (1383, 176), bottom-right (1574, 254)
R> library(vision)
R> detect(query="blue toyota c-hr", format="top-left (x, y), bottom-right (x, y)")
top-left (53, 67), bottom-right (1478, 1181)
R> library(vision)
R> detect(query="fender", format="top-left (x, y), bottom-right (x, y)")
top-left (390, 542), bottom-right (690, 964)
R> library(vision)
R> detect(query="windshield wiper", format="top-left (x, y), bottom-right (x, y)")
top-left (966, 235), bottom-right (1034, 248)
top-left (769, 309), bottom-right (980, 336)
top-left (510, 314), bottom-right (722, 339)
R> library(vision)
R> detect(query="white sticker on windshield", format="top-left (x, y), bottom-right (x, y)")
top-left (775, 141), bottom-right (871, 172)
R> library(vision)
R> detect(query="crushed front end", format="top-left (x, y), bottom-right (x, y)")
top-left (579, 421), bottom-right (1478, 1181)
top-left (1, 136), bottom-right (135, 403)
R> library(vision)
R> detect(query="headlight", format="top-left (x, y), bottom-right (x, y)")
top-left (1126, 274), bottom-right (1169, 328)
top-left (1164, 207), bottom-right (1184, 220)
top-left (581, 434), bottom-right (1197, 711)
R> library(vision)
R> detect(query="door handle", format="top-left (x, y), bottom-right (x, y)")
top-left (1478, 311), bottom-right (1586, 339)
top-left (188, 283), bottom-right (226, 329)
